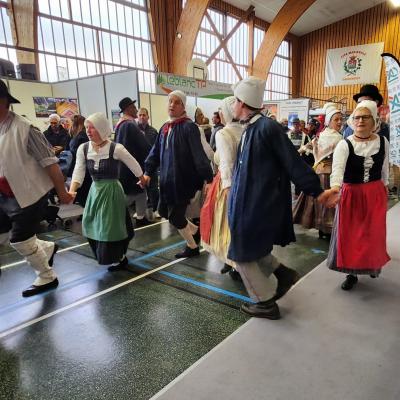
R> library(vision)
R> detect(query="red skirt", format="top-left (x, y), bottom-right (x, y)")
top-left (336, 180), bottom-right (390, 272)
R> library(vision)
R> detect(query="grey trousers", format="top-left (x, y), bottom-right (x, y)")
top-left (126, 192), bottom-right (147, 218)
top-left (235, 253), bottom-right (280, 302)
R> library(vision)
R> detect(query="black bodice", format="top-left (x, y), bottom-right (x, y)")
top-left (343, 136), bottom-right (385, 184)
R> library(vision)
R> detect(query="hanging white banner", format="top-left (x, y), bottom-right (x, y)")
top-left (382, 53), bottom-right (400, 166)
top-left (324, 43), bottom-right (384, 87)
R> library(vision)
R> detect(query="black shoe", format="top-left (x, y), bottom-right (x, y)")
top-left (175, 246), bottom-right (200, 258)
top-left (22, 278), bottom-right (59, 297)
top-left (108, 257), bottom-right (129, 272)
top-left (240, 300), bottom-right (281, 320)
top-left (136, 217), bottom-right (151, 228)
top-left (370, 274), bottom-right (378, 278)
top-left (341, 274), bottom-right (358, 291)
top-left (193, 229), bottom-right (201, 245)
top-left (273, 264), bottom-right (300, 300)
top-left (229, 269), bottom-right (242, 282)
top-left (220, 263), bottom-right (232, 274)
top-left (48, 243), bottom-right (59, 267)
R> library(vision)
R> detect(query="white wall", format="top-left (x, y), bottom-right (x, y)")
top-left (77, 76), bottom-right (107, 119)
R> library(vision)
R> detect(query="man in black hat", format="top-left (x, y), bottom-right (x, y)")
top-left (0, 80), bottom-right (73, 296)
top-left (115, 97), bottom-right (152, 227)
top-left (344, 84), bottom-right (389, 140)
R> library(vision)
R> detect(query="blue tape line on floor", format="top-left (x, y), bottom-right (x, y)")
top-left (0, 241), bottom-right (186, 315)
top-left (134, 261), bottom-right (254, 303)
top-left (311, 248), bottom-right (326, 254)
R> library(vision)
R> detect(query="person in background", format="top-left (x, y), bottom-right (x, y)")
top-left (209, 111), bottom-right (224, 151)
top-left (325, 100), bottom-right (390, 290)
top-left (280, 117), bottom-right (289, 133)
top-left (60, 117), bottom-right (72, 132)
top-left (69, 113), bottom-right (146, 271)
top-left (43, 113), bottom-right (70, 156)
top-left (142, 90), bottom-right (213, 258)
top-left (343, 85), bottom-right (389, 141)
top-left (137, 107), bottom-right (160, 219)
top-left (293, 104), bottom-right (343, 239)
top-left (227, 76), bottom-right (326, 320)
top-left (67, 114), bottom-right (91, 206)
top-left (115, 97), bottom-right (152, 227)
top-left (300, 119), bottom-right (308, 134)
top-left (288, 117), bottom-right (303, 150)
top-left (0, 81), bottom-right (73, 296)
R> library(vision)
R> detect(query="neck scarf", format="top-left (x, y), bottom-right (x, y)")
top-left (162, 115), bottom-right (190, 136)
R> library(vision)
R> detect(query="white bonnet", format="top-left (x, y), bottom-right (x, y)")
top-left (348, 100), bottom-right (380, 132)
top-left (168, 90), bottom-right (187, 107)
top-left (219, 96), bottom-right (236, 124)
top-left (85, 112), bottom-right (112, 140)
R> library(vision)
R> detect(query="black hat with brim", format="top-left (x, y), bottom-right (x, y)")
top-left (119, 97), bottom-right (136, 112)
top-left (353, 84), bottom-right (383, 107)
top-left (0, 80), bottom-right (20, 104)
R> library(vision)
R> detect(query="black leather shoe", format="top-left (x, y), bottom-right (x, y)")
top-left (273, 264), bottom-right (300, 300)
top-left (136, 217), bottom-right (151, 228)
top-left (241, 301), bottom-right (281, 320)
top-left (175, 246), bottom-right (200, 258)
top-left (108, 257), bottom-right (129, 272)
top-left (48, 243), bottom-right (59, 267)
top-left (341, 274), bottom-right (358, 290)
top-left (193, 229), bottom-right (201, 244)
top-left (220, 263), bottom-right (232, 274)
top-left (22, 278), bottom-right (59, 297)
top-left (229, 269), bottom-right (242, 282)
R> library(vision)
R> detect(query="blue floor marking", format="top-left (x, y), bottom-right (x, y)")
top-left (0, 241), bottom-right (185, 315)
top-left (134, 261), bottom-right (254, 303)
top-left (311, 248), bottom-right (326, 254)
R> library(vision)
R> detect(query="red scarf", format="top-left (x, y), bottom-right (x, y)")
top-left (162, 117), bottom-right (190, 136)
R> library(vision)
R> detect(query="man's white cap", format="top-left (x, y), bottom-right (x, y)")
top-left (85, 112), bottom-right (112, 140)
top-left (232, 76), bottom-right (266, 109)
top-left (168, 90), bottom-right (187, 107)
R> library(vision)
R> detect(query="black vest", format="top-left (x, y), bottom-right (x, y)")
top-left (343, 136), bottom-right (385, 184)
top-left (84, 142), bottom-right (120, 181)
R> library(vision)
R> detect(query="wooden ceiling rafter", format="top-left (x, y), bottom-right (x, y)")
top-left (204, 10), bottom-right (243, 80)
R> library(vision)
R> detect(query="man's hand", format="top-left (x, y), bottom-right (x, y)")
top-left (53, 146), bottom-right (64, 155)
top-left (317, 188), bottom-right (340, 208)
top-left (58, 191), bottom-right (74, 204)
top-left (138, 175), bottom-right (150, 189)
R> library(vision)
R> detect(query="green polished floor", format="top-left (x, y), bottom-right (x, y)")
top-left (2, 195), bottom-right (397, 400)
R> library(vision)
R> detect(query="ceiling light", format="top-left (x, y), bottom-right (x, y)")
top-left (390, 0), bottom-right (400, 7)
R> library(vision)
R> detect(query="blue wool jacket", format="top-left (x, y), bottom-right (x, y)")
top-left (145, 119), bottom-right (213, 205)
top-left (228, 116), bottom-right (323, 263)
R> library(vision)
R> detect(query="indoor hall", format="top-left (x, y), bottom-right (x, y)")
top-left (1, 0), bottom-right (400, 399)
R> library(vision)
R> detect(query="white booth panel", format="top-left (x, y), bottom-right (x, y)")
top-left (77, 76), bottom-right (107, 120)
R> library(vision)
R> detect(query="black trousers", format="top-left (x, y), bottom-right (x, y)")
top-left (158, 202), bottom-right (188, 230)
top-left (147, 172), bottom-right (160, 212)
top-left (0, 194), bottom-right (48, 242)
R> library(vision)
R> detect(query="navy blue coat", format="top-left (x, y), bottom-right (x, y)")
top-left (145, 120), bottom-right (213, 205)
top-left (228, 116), bottom-right (323, 262)
top-left (115, 120), bottom-right (151, 195)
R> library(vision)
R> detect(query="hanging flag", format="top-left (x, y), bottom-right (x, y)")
top-left (382, 53), bottom-right (400, 166)
top-left (325, 43), bottom-right (384, 87)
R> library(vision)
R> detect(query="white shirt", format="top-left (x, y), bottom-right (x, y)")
top-left (72, 141), bottom-right (143, 185)
top-left (330, 135), bottom-right (389, 188)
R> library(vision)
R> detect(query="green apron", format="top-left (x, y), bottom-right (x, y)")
top-left (83, 179), bottom-right (127, 242)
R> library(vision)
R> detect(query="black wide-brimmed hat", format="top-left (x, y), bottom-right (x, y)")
top-left (119, 97), bottom-right (136, 112)
top-left (353, 84), bottom-right (383, 107)
top-left (0, 80), bottom-right (20, 104)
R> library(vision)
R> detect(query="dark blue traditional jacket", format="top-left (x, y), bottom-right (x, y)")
top-left (115, 120), bottom-right (151, 195)
top-left (228, 115), bottom-right (323, 263)
top-left (145, 119), bottom-right (213, 205)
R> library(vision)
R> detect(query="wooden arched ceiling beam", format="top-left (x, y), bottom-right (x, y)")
top-left (8, 0), bottom-right (38, 66)
top-left (252, 0), bottom-right (317, 80)
top-left (172, 0), bottom-right (211, 76)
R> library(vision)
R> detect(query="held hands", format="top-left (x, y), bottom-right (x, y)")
top-left (317, 188), bottom-right (340, 209)
top-left (59, 191), bottom-right (74, 204)
top-left (138, 175), bottom-right (150, 189)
